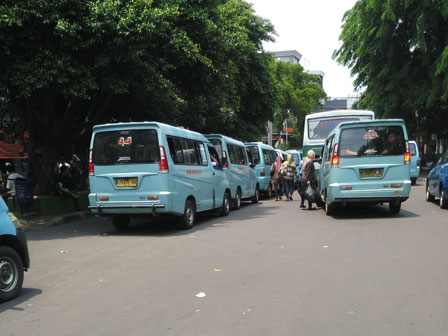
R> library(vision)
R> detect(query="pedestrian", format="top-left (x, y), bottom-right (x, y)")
top-left (300, 150), bottom-right (318, 209)
top-left (270, 154), bottom-right (283, 201)
top-left (281, 154), bottom-right (297, 201)
top-left (1, 162), bottom-right (25, 202)
top-left (55, 165), bottom-right (80, 211)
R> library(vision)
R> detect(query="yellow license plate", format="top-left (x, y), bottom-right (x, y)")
top-left (359, 168), bottom-right (383, 178)
top-left (115, 177), bottom-right (138, 187)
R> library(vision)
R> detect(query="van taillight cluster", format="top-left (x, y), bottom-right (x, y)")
top-left (331, 143), bottom-right (340, 167)
top-left (260, 168), bottom-right (265, 176)
top-left (159, 146), bottom-right (169, 173)
top-left (89, 150), bottom-right (94, 175)
top-left (404, 141), bottom-right (411, 164)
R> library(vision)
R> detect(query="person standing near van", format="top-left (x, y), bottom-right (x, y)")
top-left (301, 150), bottom-right (318, 209)
top-left (281, 154), bottom-right (297, 201)
top-left (270, 155), bottom-right (283, 201)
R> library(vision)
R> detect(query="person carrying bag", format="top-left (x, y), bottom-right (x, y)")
top-left (300, 150), bottom-right (318, 210)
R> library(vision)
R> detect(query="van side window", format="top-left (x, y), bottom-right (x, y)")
top-left (228, 145), bottom-right (247, 165)
top-left (167, 136), bottom-right (201, 166)
top-left (262, 149), bottom-right (274, 165)
top-left (325, 137), bottom-right (334, 162)
top-left (197, 143), bottom-right (208, 166)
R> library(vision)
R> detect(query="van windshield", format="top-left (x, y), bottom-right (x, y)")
top-left (339, 126), bottom-right (405, 157)
top-left (93, 130), bottom-right (160, 164)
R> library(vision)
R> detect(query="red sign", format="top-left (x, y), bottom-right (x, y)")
top-left (0, 142), bottom-right (28, 159)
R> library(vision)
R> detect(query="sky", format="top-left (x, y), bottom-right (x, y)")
top-left (248, 0), bottom-right (359, 99)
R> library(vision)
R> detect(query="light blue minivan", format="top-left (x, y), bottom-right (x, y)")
top-left (409, 140), bottom-right (420, 185)
top-left (320, 119), bottom-right (411, 215)
top-left (88, 122), bottom-right (232, 230)
top-left (245, 142), bottom-right (277, 198)
top-left (205, 134), bottom-right (259, 209)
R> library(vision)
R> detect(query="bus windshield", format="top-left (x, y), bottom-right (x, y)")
top-left (308, 115), bottom-right (373, 140)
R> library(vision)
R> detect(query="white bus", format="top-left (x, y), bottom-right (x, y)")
top-left (302, 109), bottom-right (375, 160)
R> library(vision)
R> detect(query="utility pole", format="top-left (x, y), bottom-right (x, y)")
top-left (268, 121), bottom-right (273, 146)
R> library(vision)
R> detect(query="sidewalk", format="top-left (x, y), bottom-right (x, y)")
top-left (14, 211), bottom-right (97, 232)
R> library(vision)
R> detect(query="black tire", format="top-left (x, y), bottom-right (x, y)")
top-left (426, 183), bottom-right (435, 202)
top-left (179, 199), bottom-right (195, 229)
top-left (265, 183), bottom-right (272, 199)
top-left (252, 185), bottom-right (259, 204)
top-left (324, 192), bottom-right (335, 216)
top-left (233, 189), bottom-right (241, 210)
top-left (112, 216), bottom-right (130, 231)
top-left (389, 200), bottom-right (401, 214)
top-left (411, 178), bottom-right (417, 186)
top-left (0, 246), bottom-right (24, 303)
top-left (440, 189), bottom-right (448, 209)
top-left (220, 192), bottom-right (231, 216)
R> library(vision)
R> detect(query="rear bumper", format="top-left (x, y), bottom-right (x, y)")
top-left (89, 204), bottom-right (165, 216)
top-left (257, 176), bottom-right (270, 191)
top-left (327, 180), bottom-right (411, 205)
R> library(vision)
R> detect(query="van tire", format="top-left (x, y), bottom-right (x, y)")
top-left (179, 199), bottom-right (195, 229)
top-left (0, 246), bottom-right (24, 303)
top-left (112, 216), bottom-right (130, 231)
top-left (389, 200), bottom-right (401, 214)
top-left (265, 184), bottom-right (272, 199)
top-left (324, 192), bottom-right (335, 216)
top-left (426, 183), bottom-right (435, 202)
top-left (233, 189), bottom-right (241, 210)
top-left (440, 189), bottom-right (447, 209)
top-left (252, 185), bottom-right (259, 204)
top-left (220, 192), bottom-right (231, 216)
top-left (411, 178), bottom-right (417, 186)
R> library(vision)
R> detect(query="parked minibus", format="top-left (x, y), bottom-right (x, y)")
top-left (88, 122), bottom-right (232, 230)
top-left (245, 142), bottom-right (277, 198)
top-left (319, 119), bottom-right (411, 215)
top-left (205, 134), bottom-right (259, 209)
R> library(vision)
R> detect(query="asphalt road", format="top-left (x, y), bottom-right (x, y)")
top-left (1, 182), bottom-right (448, 336)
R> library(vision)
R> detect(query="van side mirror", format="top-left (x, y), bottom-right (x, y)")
top-left (250, 163), bottom-right (256, 169)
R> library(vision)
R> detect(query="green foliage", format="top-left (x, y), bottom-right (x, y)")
top-left (0, 0), bottom-right (277, 193)
top-left (334, 0), bottom-right (448, 138)
top-left (270, 60), bottom-right (326, 147)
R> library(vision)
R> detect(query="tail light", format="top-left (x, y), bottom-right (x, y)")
top-left (222, 150), bottom-right (229, 168)
top-left (89, 150), bottom-right (94, 176)
top-left (260, 167), bottom-right (265, 176)
top-left (404, 141), bottom-right (411, 164)
top-left (159, 146), bottom-right (169, 173)
top-left (331, 143), bottom-right (339, 167)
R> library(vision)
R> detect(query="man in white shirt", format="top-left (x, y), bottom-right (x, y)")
top-left (5, 162), bottom-right (25, 197)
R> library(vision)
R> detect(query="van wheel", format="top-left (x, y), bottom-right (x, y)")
top-left (220, 192), bottom-right (231, 216)
top-left (112, 216), bottom-right (130, 231)
top-left (233, 190), bottom-right (241, 210)
top-left (324, 192), bottom-right (335, 216)
top-left (0, 246), bottom-right (24, 303)
top-left (265, 183), bottom-right (272, 199)
top-left (426, 183), bottom-right (435, 202)
top-left (440, 189), bottom-right (447, 209)
top-left (179, 199), bottom-right (195, 229)
top-left (252, 185), bottom-right (259, 204)
top-left (411, 178), bottom-right (417, 186)
top-left (389, 200), bottom-right (401, 214)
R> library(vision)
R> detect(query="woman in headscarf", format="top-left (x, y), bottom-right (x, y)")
top-left (300, 150), bottom-right (318, 209)
top-left (281, 154), bottom-right (297, 201)
top-left (270, 154), bottom-right (283, 201)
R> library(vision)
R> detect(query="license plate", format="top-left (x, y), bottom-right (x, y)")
top-left (359, 168), bottom-right (383, 178)
top-left (115, 177), bottom-right (138, 187)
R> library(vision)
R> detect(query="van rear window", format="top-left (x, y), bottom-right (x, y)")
top-left (92, 130), bottom-right (159, 164)
top-left (339, 126), bottom-right (405, 157)
top-left (246, 146), bottom-right (260, 165)
top-left (409, 142), bottom-right (417, 155)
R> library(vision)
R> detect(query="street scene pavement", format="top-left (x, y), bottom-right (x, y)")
top-left (1, 179), bottom-right (447, 336)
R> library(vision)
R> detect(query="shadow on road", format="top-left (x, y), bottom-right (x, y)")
top-left (331, 203), bottom-right (419, 220)
top-left (0, 288), bottom-right (43, 313)
top-left (26, 200), bottom-right (277, 240)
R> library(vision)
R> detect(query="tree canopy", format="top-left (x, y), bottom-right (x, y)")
top-left (0, 0), bottom-right (277, 193)
top-left (334, 0), bottom-right (448, 138)
top-left (270, 60), bottom-right (326, 147)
